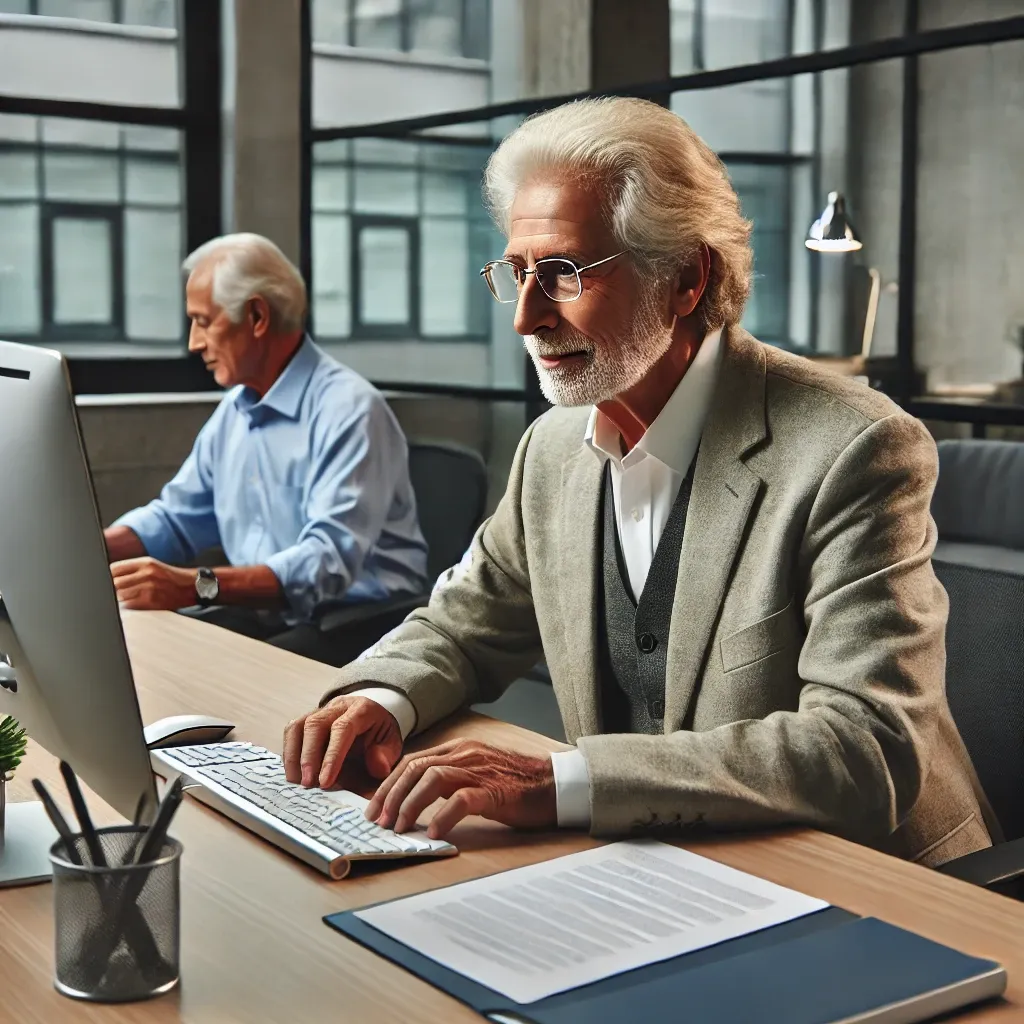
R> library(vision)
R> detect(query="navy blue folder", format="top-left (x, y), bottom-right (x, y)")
top-left (324, 904), bottom-right (1006, 1023)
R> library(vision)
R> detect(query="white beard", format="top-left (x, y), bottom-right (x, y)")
top-left (524, 286), bottom-right (673, 407)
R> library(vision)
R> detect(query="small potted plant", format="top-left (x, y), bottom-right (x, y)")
top-left (0, 715), bottom-right (27, 842)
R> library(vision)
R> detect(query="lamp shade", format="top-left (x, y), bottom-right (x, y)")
top-left (805, 191), bottom-right (862, 252)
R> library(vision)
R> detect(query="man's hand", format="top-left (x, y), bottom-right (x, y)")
top-left (283, 695), bottom-right (403, 788)
top-left (365, 739), bottom-right (557, 840)
top-left (111, 557), bottom-right (196, 611)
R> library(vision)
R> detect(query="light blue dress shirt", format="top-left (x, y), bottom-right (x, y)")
top-left (115, 338), bottom-right (428, 623)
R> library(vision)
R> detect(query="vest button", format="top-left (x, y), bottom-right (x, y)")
top-left (637, 633), bottom-right (657, 653)
top-left (650, 699), bottom-right (665, 718)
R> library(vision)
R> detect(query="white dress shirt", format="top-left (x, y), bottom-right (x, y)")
top-left (354, 329), bottom-right (723, 829)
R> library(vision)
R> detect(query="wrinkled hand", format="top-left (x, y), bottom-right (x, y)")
top-left (283, 695), bottom-right (403, 787)
top-left (111, 557), bottom-right (196, 611)
top-left (366, 738), bottom-right (557, 840)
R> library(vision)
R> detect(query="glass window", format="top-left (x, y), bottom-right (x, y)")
top-left (122, 126), bottom-right (179, 152)
top-left (0, 151), bottom-right (39, 199)
top-left (120, 0), bottom-right (176, 28)
top-left (124, 208), bottom-right (180, 340)
top-left (408, 0), bottom-right (462, 57)
top-left (0, 114), bottom-right (38, 144)
top-left (357, 224), bottom-right (412, 327)
top-left (312, 164), bottom-right (350, 212)
top-left (462, 0), bottom-right (489, 59)
top-left (420, 218), bottom-right (468, 335)
top-left (37, 0), bottom-right (115, 20)
top-left (44, 152), bottom-right (120, 203)
top-left (52, 216), bottom-right (114, 325)
top-left (353, 0), bottom-right (403, 50)
top-left (353, 167), bottom-right (418, 215)
top-left (42, 118), bottom-right (120, 149)
top-left (0, 0), bottom-right (32, 13)
top-left (313, 214), bottom-right (352, 338)
top-left (312, 0), bottom-right (351, 45)
top-left (422, 171), bottom-right (467, 215)
top-left (0, 204), bottom-right (41, 333)
top-left (125, 158), bottom-right (179, 206)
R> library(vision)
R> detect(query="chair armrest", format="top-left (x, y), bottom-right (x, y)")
top-left (936, 836), bottom-right (1024, 891)
top-left (314, 593), bottom-right (427, 634)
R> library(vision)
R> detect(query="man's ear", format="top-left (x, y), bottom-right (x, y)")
top-left (248, 296), bottom-right (272, 338)
top-left (671, 243), bottom-right (711, 319)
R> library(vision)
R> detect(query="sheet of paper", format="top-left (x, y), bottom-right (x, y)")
top-left (355, 839), bottom-right (828, 1004)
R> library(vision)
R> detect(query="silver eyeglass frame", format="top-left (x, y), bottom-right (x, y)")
top-left (479, 251), bottom-right (627, 303)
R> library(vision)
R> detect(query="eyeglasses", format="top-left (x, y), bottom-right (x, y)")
top-left (479, 251), bottom-right (627, 304)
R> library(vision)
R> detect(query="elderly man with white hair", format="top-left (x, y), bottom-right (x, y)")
top-left (104, 233), bottom-right (428, 648)
top-left (284, 98), bottom-right (996, 866)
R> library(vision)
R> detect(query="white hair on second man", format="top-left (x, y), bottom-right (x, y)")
top-left (182, 233), bottom-right (308, 333)
top-left (484, 97), bottom-right (753, 331)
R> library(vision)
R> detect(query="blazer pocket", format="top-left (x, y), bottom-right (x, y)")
top-left (720, 600), bottom-right (801, 674)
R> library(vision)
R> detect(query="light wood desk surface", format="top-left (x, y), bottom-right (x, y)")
top-left (1, 611), bottom-right (1022, 1022)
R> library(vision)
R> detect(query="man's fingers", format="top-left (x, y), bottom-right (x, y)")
top-left (282, 714), bottom-right (308, 783)
top-left (110, 559), bottom-right (145, 578)
top-left (364, 728), bottom-right (402, 781)
top-left (318, 712), bottom-right (366, 788)
top-left (425, 787), bottom-right (490, 839)
top-left (298, 711), bottom-right (339, 788)
top-left (375, 755), bottom-right (450, 828)
top-left (392, 765), bottom-right (471, 833)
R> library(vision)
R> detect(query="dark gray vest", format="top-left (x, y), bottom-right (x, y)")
top-left (597, 461), bottom-right (694, 734)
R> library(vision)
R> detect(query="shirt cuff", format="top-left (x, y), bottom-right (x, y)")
top-left (350, 687), bottom-right (417, 741)
top-left (112, 506), bottom-right (174, 563)
top-left (550, 747), bottom-right (592, 828)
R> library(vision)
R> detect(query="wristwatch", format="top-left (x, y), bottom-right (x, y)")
top-left (195, 567), bottom-right (220, 607)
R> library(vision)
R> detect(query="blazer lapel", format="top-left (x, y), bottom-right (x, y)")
top-left (664, 327), bottom-right (768, 732)
top-left (557, 444), bottom-right (604, 738)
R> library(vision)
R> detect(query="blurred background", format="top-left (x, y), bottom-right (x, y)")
top-left (1, 0), bottom-right (1023, 525)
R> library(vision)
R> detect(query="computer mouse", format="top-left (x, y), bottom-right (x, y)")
top-left (143, 714), bottom-right (236, 749)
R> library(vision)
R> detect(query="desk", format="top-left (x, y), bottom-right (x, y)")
top-left (1, 611), bottom-right (1023, 1022)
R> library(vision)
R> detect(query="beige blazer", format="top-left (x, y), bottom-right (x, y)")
top-left (327, 327), bottom-right (996, 867)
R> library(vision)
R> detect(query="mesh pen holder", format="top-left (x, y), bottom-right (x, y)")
top-left (49, 827), bottom-right (181, 1002)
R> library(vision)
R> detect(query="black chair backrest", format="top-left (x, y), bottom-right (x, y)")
top-left (932, 440), bottom-right (1024, 842)
top-left (408, 441), bottom-right (488, 583)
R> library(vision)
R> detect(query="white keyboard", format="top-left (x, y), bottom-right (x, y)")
top-left (150, 741), bottom-right (457, 879)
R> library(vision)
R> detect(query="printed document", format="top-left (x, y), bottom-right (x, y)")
top-left (355, 839), bottom-right (828, 1003)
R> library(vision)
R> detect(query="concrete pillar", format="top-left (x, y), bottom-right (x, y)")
top-left (227, 0), bottom-right (303, 264)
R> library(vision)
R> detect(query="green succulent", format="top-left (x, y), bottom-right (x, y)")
top-left (0, 715), bottom-right (27, 778)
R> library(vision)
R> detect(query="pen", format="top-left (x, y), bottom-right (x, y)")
top-left (59, 761), bottom-right (106, 868)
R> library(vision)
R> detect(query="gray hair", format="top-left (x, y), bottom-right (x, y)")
top-left (182, 233), bottom-right (308, 333)
top-left (484, 97), bottom-right (753, 330)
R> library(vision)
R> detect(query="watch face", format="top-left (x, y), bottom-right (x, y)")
top-left (196, 572), bottom-right (219, 601)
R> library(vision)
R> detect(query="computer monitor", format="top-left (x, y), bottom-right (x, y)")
top-left (0, 340), bottom-right (158, 885)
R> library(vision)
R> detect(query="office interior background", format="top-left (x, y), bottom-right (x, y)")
top-left (1, 0), bottom-right (1024, 528)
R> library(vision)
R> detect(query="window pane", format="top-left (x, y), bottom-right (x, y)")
top-left (125, 158), bottom-right (179, 206)
top-left (463, 0), bottom-right (489, 59)
top-left (38, 0), bottom-right (115, 20)
top-left (409, 0), bottom-right (462, 57)
top-left (353, 167), bottom-right (418, 215)
top-left (353, 138), bottom-right (417, 165)
top-left (42, 118), bottom-right (119, 149)
top-left (422, 171), bottom-right (467, 215)
top-left (728, 162), bottom-right (789, 343)
top-left (312, 0), bottom-right (351, 45)
top-left (0, 114), bottom-right (37, 144)
top-left (0, 204), bottom-right (41, 333)
top-left (52, 217), bottom-right (113, 324)
top-left (44, 152), bottom-right (120, 202)
top-left (353, 0), bottom-right (402, 50)
top-left (313, 214), bottom-right (351, 338)
top-left (359, 226), bottom-right (410, 325)
top-left (703, 0), bottom-right (789, 67)
top-left (123, 126), bottom-right (179, 152)
top-left (312, 164), bottom-right (350, 212)
top-left (0, 151), bottom-right (39, 198)
top-left (120, 0), bottom-right (177, 28)
top-left (0, 1), bottom-right (32, 13)
top-left (421, 219), bottom-right (467, 335)
top-left (124, 208), bottom-right (180, 340)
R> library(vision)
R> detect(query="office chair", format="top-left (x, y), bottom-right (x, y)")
top-left (927, 440), bottom-right (1024, 898)
top-left (310, 440), bottom-right (489, 667)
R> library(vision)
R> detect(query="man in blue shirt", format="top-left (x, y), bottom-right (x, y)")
top-left (104, 232), bottom-right (428, 647)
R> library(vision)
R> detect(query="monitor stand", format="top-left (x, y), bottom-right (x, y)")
top-left (0, 801), bottom-right (57, 887)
